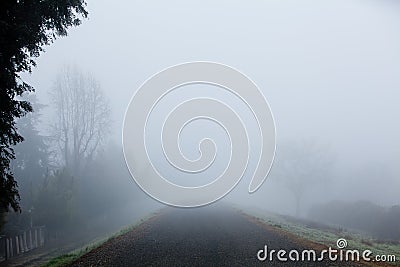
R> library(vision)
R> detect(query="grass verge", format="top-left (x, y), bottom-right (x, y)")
top-left (41, 210), bottom-right (161, 267)
top-left (237, 205), bottom-right (400, 266)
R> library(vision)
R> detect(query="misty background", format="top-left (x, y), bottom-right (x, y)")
top-left (4, 0), bottom-right (399, 252)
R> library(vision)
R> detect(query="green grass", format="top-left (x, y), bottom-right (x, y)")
top-left (41, 211), bottom-right (160, 267)
top-left (42, 254), bottom-right (81, 267)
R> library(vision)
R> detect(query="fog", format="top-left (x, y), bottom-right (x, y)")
top-left (8, 0), bottom-right (400, 252)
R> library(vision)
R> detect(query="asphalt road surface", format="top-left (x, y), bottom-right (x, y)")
top-left (70, 205), bottom-right (365, 267)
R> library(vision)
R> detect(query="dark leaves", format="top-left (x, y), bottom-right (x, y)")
top-left (0, 0), bottom-right (87, 213)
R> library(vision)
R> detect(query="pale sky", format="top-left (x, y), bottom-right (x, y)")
top-left (22, 0), bottom-right (400, 208)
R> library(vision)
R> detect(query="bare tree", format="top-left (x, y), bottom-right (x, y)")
top-left (273, 140), bottom-right (332, 217)
top-left (50, 66), bottom-right (110, 175)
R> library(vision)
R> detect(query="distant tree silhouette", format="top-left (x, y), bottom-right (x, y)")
top-left (0, 1), bottom-right (87, 213)
top-left (50, 66), bottom-right (110, 175)
top-left (309, 201), bottom-right (400, 240)
top-left (274, 140), bottom-right (332, 217)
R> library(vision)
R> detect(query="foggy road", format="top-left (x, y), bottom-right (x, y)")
top-left (69, 205), bottom-right (365, 267)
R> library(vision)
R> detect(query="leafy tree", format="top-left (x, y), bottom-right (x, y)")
top-left (34, 169), bottom-right (76, 235)
top-left (1, 95), bottom-right (51, 232)
top-left (0, 0), bottom-right (88, 212)
top-left (12, 94), bottom-right (49, 207)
